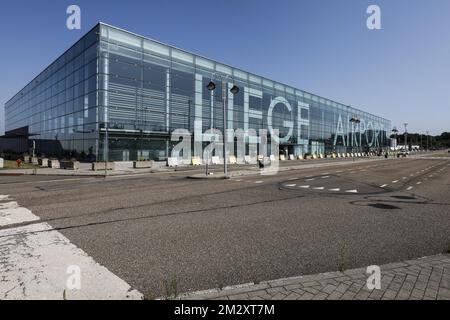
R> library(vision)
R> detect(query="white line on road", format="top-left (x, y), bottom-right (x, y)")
top-left (0, 201), bottom-right (40, 227)
top-left (299, 185), bottom-right (310, 189)
top-left (380, 184), bottom-right (388, 188)
top-left (329, 188), bottom-right (340, 192)
top-left (416, 181), bottom-right (422, 185)
top-left (345, 189), bottom-right (358, 193)
top-left (392, 180), bottom-right (399, 183)
top-left (285, 184), bottom-right (296, 187)
top-left (313, 187), bottom-right (325, 190)
top-left (0, 194), bottom-right (143, 300)
top-left (306, 178), bottom-right (315, 181)
top-left (407, 186), bottom-right (414, 191)
top-left (254, 181), bottom-right (263, 184)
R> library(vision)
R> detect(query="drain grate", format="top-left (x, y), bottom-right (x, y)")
top-left (368, 203), bottom-right (401, 210)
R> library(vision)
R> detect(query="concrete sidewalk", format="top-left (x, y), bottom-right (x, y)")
top-left (0, 156), bottom-right (386, 177)
top-left (178, 254), bottom-right (450, 300)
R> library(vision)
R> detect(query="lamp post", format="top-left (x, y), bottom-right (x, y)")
top-left (206, 79), bottom-right (239, 178)
top-left (349, 117), bottom-right (361, 161)
top-left (392, 127), bottom-right (398, 158)
top-left (426, 131), bottom-right (429, 152)
top-left (403, 123), bottom-right (408, 153)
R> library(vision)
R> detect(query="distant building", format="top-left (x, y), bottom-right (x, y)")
top-left (2, 23), bottom-right (391, 161)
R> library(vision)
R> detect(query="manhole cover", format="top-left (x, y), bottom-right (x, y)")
top-left (368, 203), bottom-right (400, 210)
top-left (391, 196), bottom-right (416, 200)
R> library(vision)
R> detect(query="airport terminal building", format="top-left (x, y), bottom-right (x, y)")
top-left (3, 23), bottom-right (391, 162)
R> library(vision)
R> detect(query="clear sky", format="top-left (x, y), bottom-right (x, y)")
top-left (1, 0), bottom-right (449, 135)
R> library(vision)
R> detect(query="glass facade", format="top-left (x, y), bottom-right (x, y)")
top-left (5, 23), bottom-right (391, 162)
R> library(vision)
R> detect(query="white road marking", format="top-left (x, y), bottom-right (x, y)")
top-left (392, 180), bottom-right (399, 183)
top-left (0, 223), bottom-right (142, 300)
top-left (407, 186), bottom-right (414, 191)
top-left (416, 181), bottom-right (422, 185)
top-left (380, 184), bottom-right (388, 188)
top-left (285, 184), bottom-right (296, 187)
top-left (345, 189), bottom-right (358, 193)
top-left (0, 201), bottom-right (40, 227)
top-left (402, 177), bottom-right (407, 180)
top-left (321, 176), bottom-right (330, 179)
top-left (313, 187), bottom-right (325, 190)
top-left (306, 178), bottom-right (315, 181)
top-left (0, 195), bottom-right (143, 300)
top-left (329, 188), bottom-right (340, 192)
top-left (299, 185), bottom-right (310, 189)
top-left (254, 181), bottom-right (263, 184)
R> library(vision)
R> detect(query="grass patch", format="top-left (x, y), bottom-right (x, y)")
top-left (0, 160), bottom-right (38, 170)
top-left (338, 243), bottom-right (349, 272)
top-left (164, 275), bottom-right (178, 300)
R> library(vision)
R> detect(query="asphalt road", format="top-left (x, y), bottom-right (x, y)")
top-left (1, 153), bottom-right (450, 297)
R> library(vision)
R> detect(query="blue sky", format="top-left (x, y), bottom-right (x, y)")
top-left (1, 0), bottom-right (449, 135)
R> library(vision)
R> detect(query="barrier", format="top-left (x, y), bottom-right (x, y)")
top-left (134, 161), bottom-right (153, 169)
top-left (279, 154), bottom-right (286, 161)
top-left (229, 155), bottom-right (237, 164)
top-left (191, 157), bottom-right (202, 166)
top-left (92, 162), bottom-right (115, 171)
top-left (61, 160), bottom-right (80, 170)
top-left (48, 159), bottom-right (60, 169)
top-left (39, 158), bottom-right (49, 167)
top-left (167, 157), bottom-right (178, 167)
top-left (269, 155), bottom-right (276, 161)
top-left (289, 154), bottom-right (295, 160)
top-left (211, 156), bottom-right (221, 165)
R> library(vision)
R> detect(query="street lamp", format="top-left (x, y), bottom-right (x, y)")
top-left (426, 131), bottom-right (430, 152)
top-left (206, 78), bottom-right (239, 178)
top-left (349, 117), bottom-right (361, 161)
top-left (403, 123), bottom-right (408, 152)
